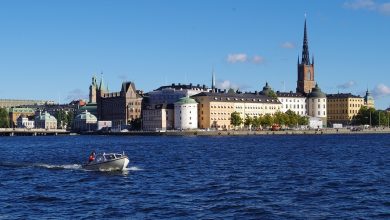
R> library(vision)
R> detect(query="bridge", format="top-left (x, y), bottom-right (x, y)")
top-left (0, 128), bottom-right (70, 136)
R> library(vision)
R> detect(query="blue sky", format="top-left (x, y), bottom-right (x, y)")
top-left (0, 0), bottom-right (389, 109)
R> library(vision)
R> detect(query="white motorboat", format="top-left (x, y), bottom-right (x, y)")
top-left (83, 152), bottom-right (129, 171)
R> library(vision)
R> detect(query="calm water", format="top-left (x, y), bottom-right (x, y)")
top-left (0, 134), bottom-right (389, 219)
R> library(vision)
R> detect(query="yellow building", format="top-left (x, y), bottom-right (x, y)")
top-left (327, 93), bottom-right (364, 125)
top-left (192, 91), bottom-right (282, 130)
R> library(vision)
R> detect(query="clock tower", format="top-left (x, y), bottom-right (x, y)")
top-left (297, 19), bottom-right (316, 94)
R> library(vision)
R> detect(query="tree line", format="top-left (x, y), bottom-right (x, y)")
top-left (353, 106), bottom-right (390, 127)
top-left (230, 109), bottom-right (309, 129)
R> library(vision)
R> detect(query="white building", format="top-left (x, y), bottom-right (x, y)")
top-left (307, 84), bottom-right (327, 126)
top-left (276, 91), bottom-right (307, 116)
top-left (142, 104), bottom-right (174, 131)
top-left (73, 110), bottom-right (98, 131)
top-left (16, 115), bottom-right (35, 129)
top-left (174, 96), bottom-right (198, 130)
top-left (146, 83), bottom-right (209, 106)
top-left (35, 111), bottom-right (57, 129)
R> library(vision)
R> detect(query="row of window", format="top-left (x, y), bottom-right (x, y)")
top-left (279, 99), bottom-right (304, 103)
top-left (284, 104), bottom-right (305, 109)
top-left (328, 99), bottom-right (362, 102)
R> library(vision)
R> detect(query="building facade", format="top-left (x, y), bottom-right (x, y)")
top-left (174, 97), bottom-right (198, 130)
top-left (73, 110), bottom-right (98, 132)
top-left (145, 83), bottom-right (209, 106)
top-left (16, 115), bottom-right (35, 129)
top-left (35, 111), bottom-right (57, 129)
top-left (142, 104), bottom-right (174, 131)
top-left (97, 81), bottom-right (143, 128)
top-left (276, 91), bottom-right (307, 116)
top-left (192, 91), bottom-right (282, 130)
top-left (307, 84), bottom-right (327, 126)
top-left (8, 107), bottom-right (36, 127)
top-left (327, 93), bottom-right (364, 125)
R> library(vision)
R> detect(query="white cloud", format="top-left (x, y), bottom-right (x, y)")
top-left (227, 53), bottom-right (248, 63)
top-left (252, 55), bottom-right (265, 64)
top-left (379, 3), bottom-right (390, 15)
top-left (281, 42), bottom-right (295, 49)
top-left (344, 0), bottom-right (390, 15)
top-left (217, 80), bottom-right (240, 90)
top-left (216, 80), bottom-right (251, 91)
top-left (372, 84), bottom-right (390, 98)
top-left (344, 0), bottom-right (376, 10)
top-left (337, 81), bottom-right (356, 89)
top-left (66, 89), bottom-right (87, 102)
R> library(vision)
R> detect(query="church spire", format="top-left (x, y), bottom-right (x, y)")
top-left (301, 18), bottom-right (310, 65)
top-left (211, 67), bottom-right (215, 90)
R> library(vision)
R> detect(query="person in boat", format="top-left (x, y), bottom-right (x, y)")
top-left (88, 151), bottom-right (96, 163)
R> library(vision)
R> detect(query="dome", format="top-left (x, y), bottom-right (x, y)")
top-left (308, 84), bottom-right (326, 98)
top-left (175, 96), bottom-right (197, 105)
top-left (260, 82), bottom-right (273, 95)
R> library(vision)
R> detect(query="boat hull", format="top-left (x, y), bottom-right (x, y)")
top-left (83, 156), bottom-right (129, 171)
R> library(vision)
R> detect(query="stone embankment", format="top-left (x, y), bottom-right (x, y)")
top-left (93, 128), bottom-right (390, 136)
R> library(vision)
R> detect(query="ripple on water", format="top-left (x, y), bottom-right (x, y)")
top-left (0, 135), bottom-right (389, 219)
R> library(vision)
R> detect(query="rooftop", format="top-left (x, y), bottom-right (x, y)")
top-left (327, 93), bottom-right (362, 99)
top-left (192, 92), bottom-right (281, 104)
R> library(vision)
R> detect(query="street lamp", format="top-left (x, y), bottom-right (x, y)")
top-left (370, 111), bottom-right (372, 127)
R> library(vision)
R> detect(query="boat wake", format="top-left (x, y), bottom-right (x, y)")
top-left (34, 163), bottom-right (82, 170)
top-left (0, 161), bottom-right (82, 170)
top-left (125, 166), bottom-right (143, 171)
top-left (0, 162), bottom-right (141, 172)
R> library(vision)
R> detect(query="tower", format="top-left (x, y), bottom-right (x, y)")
top-left (89, 75), bottom-right (97, 103)
top-left (296, 18), bottom-right (316, 94)
top-left (211, 67), bottom-right (216, 91)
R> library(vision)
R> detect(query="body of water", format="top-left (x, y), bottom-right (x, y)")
top-left (0, 134), bottom-right (389, 219)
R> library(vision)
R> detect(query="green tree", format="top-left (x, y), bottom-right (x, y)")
top-left (230, 111), bottom-right (243, 128)
top-left (129, 118), bottom-right (142, 130)
top-left (251, 116), bottom-right (262, 130)
top-left (66, 111), bottom-right (74, 130)
top-left (273, 111), bottom-right (287, 126)
top-left (298, 116), bottom-right (309, 126)
top-left (55, 110), bottom-right (67, 129)
top-left (353, 106), bottom-right (375, 126)
top-left (0, 108), bottom-right (10, 128)
top-left (244, 114), bottom-right (253, 129)
top-left (261, 113), bottom-right (273, 127)
top-left (284, 110), bottom-right (296, 126)
top-left (267, 90), bottom-right (277, 98)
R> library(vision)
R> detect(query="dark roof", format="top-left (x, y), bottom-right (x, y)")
top-left (144, 103), bottom-right (174, 110)
top-left (308, 84), bottom-right (326, 98)
top-left (276, 91), bottom-right (305, 97)
top-left (191, 92), bottom-right (281, 104)
top-left (327, 93), bottom-right (362, 99)
top-left (156, 83), bottom-right (209, 91)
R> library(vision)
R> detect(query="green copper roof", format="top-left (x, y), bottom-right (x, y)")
top-left (8, 107), bottom-right (35, 113)
top-left (175, 96), bottom-right (198, 105)
top-left (75, 110), bottom-right (97, 121)
top-left (308, 84), bottom-right (326, 98)
top-left (35, 111), bottom-right (57, 122)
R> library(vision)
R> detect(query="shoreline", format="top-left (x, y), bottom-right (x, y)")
top-left (85, 128), bottom-right (390, 136)
top-left (1, 128), bottom-right (390, 137)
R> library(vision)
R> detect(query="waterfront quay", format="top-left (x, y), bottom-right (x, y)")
top-left (0, 128), bottom-right (69, 136)
top-left (89, 127), bottom-right (390, 136)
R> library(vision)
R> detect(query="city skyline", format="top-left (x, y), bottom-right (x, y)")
top-left (0, 1), bottom-right (389, 109)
